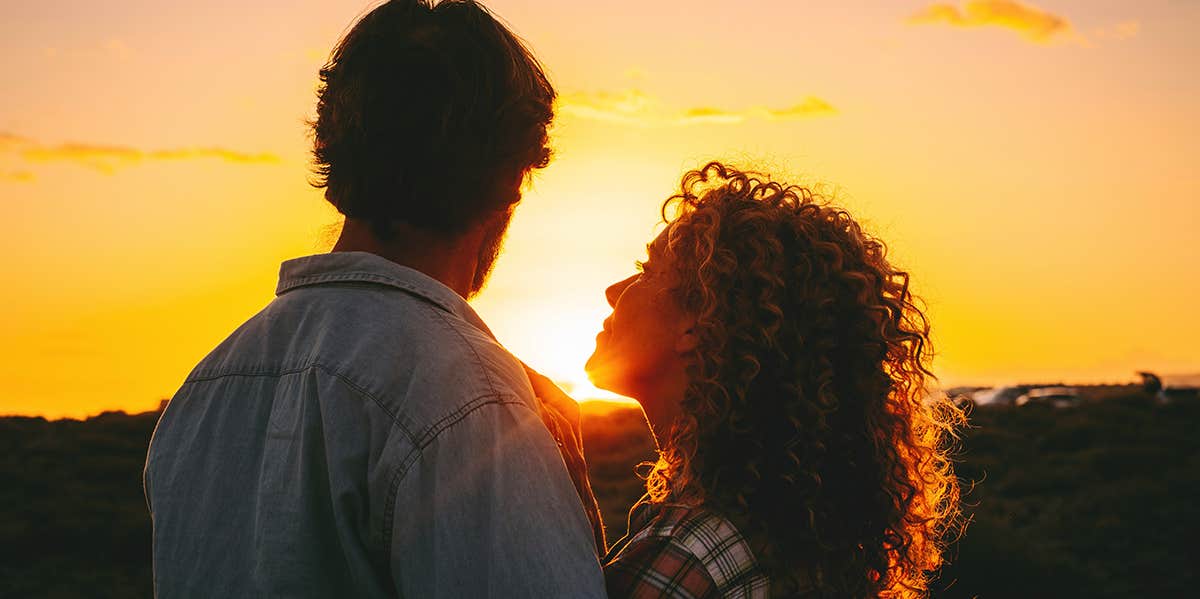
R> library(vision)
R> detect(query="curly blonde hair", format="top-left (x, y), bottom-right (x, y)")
top-left (647, 162), bottom-right (963, 597)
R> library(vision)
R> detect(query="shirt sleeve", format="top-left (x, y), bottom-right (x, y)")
top-left (604, 536), bottom-right (719, 599)
top-left (387, 395), bottom-right (607, 598)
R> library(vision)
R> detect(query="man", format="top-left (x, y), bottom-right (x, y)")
top-left (144, 1), bottom-right (606, 596)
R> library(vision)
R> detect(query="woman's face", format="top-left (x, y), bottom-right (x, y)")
top-left (586, 227), bottom-right (696, 428)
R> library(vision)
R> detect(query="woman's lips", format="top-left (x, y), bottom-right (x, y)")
top-left (596, 321), bottom-right (611, 342)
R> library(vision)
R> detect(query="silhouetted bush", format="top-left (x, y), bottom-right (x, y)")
top-left (935, 393), bottom-right (1200, 598)
top-left (0, 412), bottom-right (157, 598)
top-left (1, 391), bottom-right (1196, 597)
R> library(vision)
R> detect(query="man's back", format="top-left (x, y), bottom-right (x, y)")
top-left (145, 252), bottom-right (605, 597)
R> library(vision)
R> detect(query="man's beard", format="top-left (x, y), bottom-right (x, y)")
top-left (468, 207), bottom-right (514, 298)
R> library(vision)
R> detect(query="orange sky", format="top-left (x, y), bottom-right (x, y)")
top-left (2, 0), bottom-right (1198, 418)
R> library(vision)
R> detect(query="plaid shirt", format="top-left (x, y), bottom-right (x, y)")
top-left (603, 496), bottom-right (770, 599)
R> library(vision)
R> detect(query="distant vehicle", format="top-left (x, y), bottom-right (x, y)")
top-left (971, 386), bottom-right (1028, 407)
top-left (1015, 386), bottom-right (1079, 408)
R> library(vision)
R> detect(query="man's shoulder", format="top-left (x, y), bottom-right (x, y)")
top-left (389, 308), bottom-right (538, 434)
top-left (431, 314), bottom-right (535, 401)
top-left (188, 285), bottom-right (535, 430)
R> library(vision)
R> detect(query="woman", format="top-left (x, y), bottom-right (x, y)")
top-left (583, 162), bottom-right (962, 598)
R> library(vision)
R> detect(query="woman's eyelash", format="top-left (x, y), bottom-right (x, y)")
top-left (634, 260), bottom-right (646, 273)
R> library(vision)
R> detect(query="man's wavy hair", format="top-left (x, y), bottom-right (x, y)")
top-left (309, 0), bottom-right (554, 238)
top-left (649, 162), bottom-right (963, 597)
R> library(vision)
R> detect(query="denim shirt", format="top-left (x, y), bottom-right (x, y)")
top-left (144, 251), bottom-right (606, 598)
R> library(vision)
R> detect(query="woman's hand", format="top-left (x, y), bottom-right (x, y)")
top-left (522, 362), bottom-right (582, 432)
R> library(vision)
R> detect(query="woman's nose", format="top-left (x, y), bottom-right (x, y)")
top-left (605, 275), bottom-right (637, 307)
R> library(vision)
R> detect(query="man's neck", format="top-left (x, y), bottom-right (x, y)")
top-left (331, 218), bottom-right (481, 298)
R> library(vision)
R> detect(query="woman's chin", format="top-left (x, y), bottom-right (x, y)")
top-left (584, 358), bottom-right (622, 396)
top-left (583, 367), bottom-right (610, 393)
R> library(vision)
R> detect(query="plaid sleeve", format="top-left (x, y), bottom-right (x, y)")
top-left (604, 536), bottom-right (719, 599)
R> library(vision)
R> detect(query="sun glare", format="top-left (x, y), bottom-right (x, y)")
top-left (559, 378), bottom-right (635, 406)
top-left (484, 303), bottom-right (637, 407)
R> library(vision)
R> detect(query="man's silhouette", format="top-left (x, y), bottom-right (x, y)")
top-left (144, 1), bottom-right (606, 596)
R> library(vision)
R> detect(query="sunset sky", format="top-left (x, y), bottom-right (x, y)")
top-left (3, 0), bottom-right (1197, 418)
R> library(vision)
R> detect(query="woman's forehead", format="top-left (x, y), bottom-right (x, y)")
top-left (650, 222), bottom-right (680, 252)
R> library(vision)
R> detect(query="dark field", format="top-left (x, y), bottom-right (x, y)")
top-left (2, 390), bottom-right (1197, 597)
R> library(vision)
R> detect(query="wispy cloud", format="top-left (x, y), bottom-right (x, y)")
top-left (0, 132), bottom-right (279, 175)
top-left (764, 98), bottom-right (838, 119)
top-left (1, 170), bottom-right (35, 183)
top-left (0, 133), bottom-right (32, 151)
top-left (557, 89), bottom-right (835, 127)
top-left (907, 1), bottom-right (1074, 44)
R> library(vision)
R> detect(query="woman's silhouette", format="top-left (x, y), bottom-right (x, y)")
top-left (581, 162), bottom-right (963, 598)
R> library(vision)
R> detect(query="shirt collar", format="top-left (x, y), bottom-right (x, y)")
top-left (275, 251), bottom-right (495, 339)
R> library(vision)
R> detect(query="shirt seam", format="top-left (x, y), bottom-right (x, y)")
top-left (426, 304), bottom-right (500, 397)
top-left (276, 271), bottom-right (457, 314)
top-left (381, 394), bottom-right (536, 549)
top-left (182, 362), bottom-right (418, 444)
